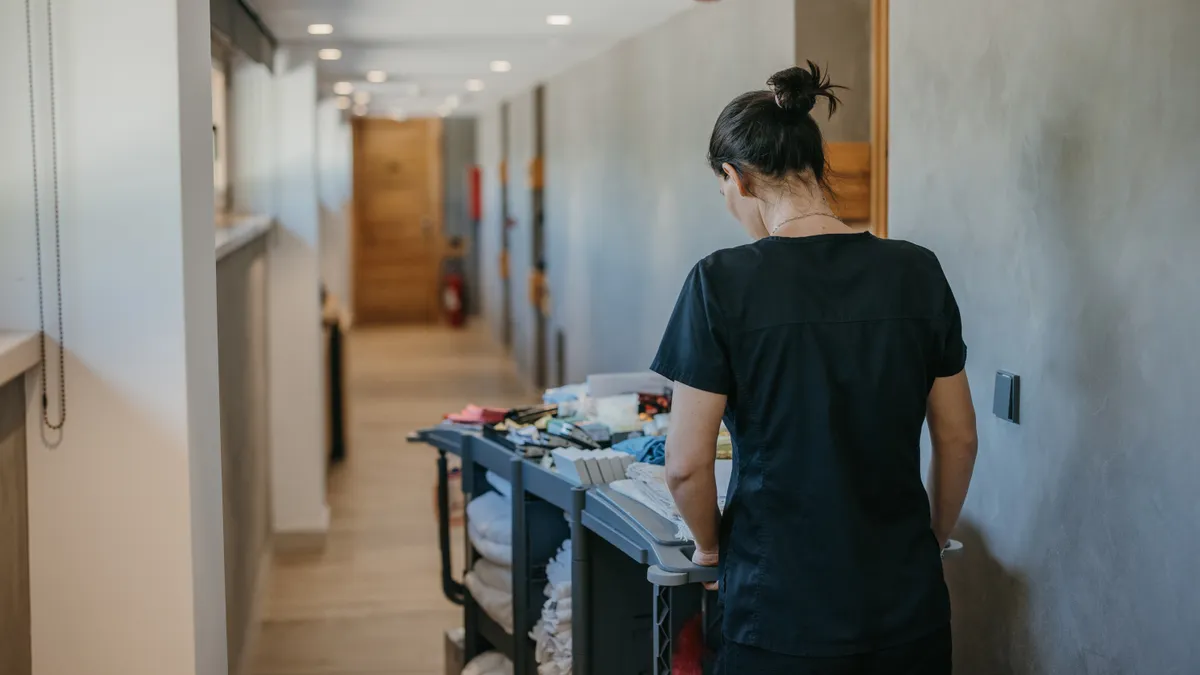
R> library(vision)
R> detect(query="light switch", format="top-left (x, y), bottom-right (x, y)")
top-left (993, 371), bottom-right (1020, 424)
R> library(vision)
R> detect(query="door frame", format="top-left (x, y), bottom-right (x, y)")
top-left (870, 0), bottom-right (889, 238)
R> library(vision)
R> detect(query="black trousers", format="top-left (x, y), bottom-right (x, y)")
top-left (720, 626), bottom-right (952, 675)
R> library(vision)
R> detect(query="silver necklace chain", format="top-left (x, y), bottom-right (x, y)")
top-left (769, 209), bottom-right (838, 236)
top-left (26, 0), bottom-right (67, 431)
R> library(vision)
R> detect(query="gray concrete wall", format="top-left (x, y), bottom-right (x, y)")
top-left (507, 92), bottom-right (537, 380)
top-left (543, 0), bottom-right (796, 381)
top-left (794, 0), bottom-right (871, 142)
top-left (891, 1), bottom-right (1200, 672)
top-left (476, 108), bottom-right (506, 341)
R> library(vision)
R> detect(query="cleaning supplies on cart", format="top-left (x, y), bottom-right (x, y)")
top-left (531, 540), bottom-right (573, 675)
top-left (447, 405), bottom-right (510, 425)
top-left (462, 651), bottom-right (514, 675)
top-left (551, 448), bottom-right (634, 486)
top-left (594, 394), bottom-right (642, 433)
top-left (612, 435), bottom-right (666, 466)
top-left (586, 372), bottom-right (670, 398)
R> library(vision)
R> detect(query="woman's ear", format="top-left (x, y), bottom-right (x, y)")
top-left (722, 162), bottom-right (753, 198)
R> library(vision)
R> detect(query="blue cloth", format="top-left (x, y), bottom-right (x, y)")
top-left (612, 436), bottom-right (666, 466)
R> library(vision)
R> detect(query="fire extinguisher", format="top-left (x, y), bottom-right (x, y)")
top-left (443, 236), bottom-right (467, 328)
top-left (444, 273), bottom-right (465, 328)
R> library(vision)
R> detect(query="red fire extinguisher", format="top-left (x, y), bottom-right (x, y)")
top-left (443, 236), bottom-right (467, 328)
top-left (444, 273), bottom-right (465, 327)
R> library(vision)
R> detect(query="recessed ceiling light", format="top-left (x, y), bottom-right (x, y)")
top-left (333, 81), bottom-right (354, 96)
top-left (318, 48), bottom-right (342, 61)
top-left (352, 104), bottom-right (369, 117)
top-left (466, 79), bottom-right (486, 92)
top-left (547, 15), bottom-right (572, 26)
top-left (366, 70), bottom-right (388, 83)
top-left (490, 60), bottom-right (512, 73)
top-left (335, 96), bottom-right (351, 110)
top-left (308, 24), bottom-right (334, 35)
top-left (353, 91), bottom-right (372, 105)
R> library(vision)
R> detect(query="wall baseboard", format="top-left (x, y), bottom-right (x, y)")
top-left (235, 546), bottom-right (273, 675)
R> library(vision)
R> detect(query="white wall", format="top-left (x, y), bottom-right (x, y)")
top-left (316, 98), bottom-right (353, 309)
top-left (212, 61), bottom-right (229, 210)
top-left (1, 1), bottom-right (228, 674)
top-left (268, 51), bottom-right (328, 537)
top-left (230, 58), bottom-right (276, 216)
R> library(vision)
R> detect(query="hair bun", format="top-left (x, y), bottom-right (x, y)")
top-left (767, 61), bottom-right (842, 116)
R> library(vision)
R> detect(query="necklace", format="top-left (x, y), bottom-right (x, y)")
top-left (769, 209), bottom-right (838, 236)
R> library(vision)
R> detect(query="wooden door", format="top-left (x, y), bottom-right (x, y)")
top-left (353, 117), bottom-right (444, 324)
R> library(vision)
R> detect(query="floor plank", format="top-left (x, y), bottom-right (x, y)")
top-left (250, 323), bottom-right (533, 675)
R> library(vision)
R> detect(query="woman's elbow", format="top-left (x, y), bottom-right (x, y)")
top-left (665, 459), bottom-right (708, 492)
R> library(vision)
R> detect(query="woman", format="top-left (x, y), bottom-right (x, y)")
top-left (651, 63), bottom-right (978, 674)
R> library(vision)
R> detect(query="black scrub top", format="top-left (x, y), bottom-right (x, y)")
top-left (651, 232), bottom-right (966, 657)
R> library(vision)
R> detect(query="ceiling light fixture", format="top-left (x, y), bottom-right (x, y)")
top-left (335, 96), bottom-right (351, 110)
top-left (318, 48), bottom-right (342, 61)
top-left (352, 104), bottom-right (369, 117)
top-left (307, 24), bottom-right (334, 35)
top-left (333, 81), bottom-right (354, 96)
top-left (366, 70), bottom-right (388, 83)
top-left (353, 91), bottom-right (372, 105)
top-left (490, 60), bottom-right (512, 73)
top-left (547, 15), bottom-right (573, 26)
top-left (466, 79), bottom-right (486, 92)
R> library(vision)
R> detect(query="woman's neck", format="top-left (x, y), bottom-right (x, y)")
top-left (760, 190), bottom-right (853, 238)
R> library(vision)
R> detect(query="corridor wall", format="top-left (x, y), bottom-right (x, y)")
top-left (541, 0), bottom-right (796, 381)
top-left (890, 0), bottom-right (1200, 671)
top-left (506, 92), bottom-right (537, 381)
top-left (476, 107), bottom-right (506, 341)
top-left (316, 98), bottom-right (353, 310)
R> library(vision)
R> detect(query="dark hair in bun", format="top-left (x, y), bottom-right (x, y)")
top-left (708, 61), bottom-right (844, 191)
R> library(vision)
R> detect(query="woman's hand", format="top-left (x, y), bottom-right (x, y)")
top-left (693, 548), bottom-right (720, 591)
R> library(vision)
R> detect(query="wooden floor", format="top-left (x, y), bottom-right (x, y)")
top-left (249, 324), bottom-right (533, 675)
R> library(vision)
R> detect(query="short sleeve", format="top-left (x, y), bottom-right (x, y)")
top-left (650, 262), bottom-right (733, 395)
top-left (933, 277), bottom-right (968, 378)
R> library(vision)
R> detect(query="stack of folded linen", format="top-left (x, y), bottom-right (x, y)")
top-left (462, 652), bottom-right (514, 675)
top-left (611, 462), bottom-right (734, 543)
top-left (531, 540), bottom-right (573, 675)
top-left (465, 491), bottom-right (514, 632)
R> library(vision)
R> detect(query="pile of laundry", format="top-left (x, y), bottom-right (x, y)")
top-left (462, 652), bottom-right (513, 675)
top-left (465, 485), bottom-right (514, 632)
top-left (530, 540), bottom-right (573, 675)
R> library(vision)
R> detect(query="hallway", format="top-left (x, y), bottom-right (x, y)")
top-left (249, 325), bottom-right (533, 675)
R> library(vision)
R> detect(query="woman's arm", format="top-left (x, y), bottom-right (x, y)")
top-left (665, 382), bottom-right (726, 558)
top-left (926, 369), bottom-right (978, 547)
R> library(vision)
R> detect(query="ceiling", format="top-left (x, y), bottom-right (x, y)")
top-left (253, 0), bottom-right (697, 118)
